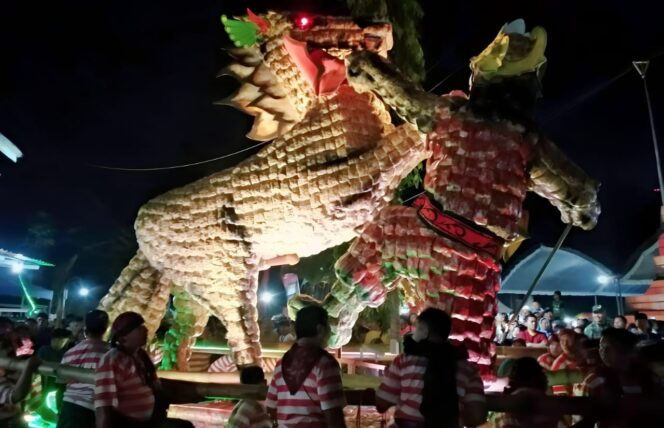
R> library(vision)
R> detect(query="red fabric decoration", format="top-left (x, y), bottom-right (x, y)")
top-left (246, 9), bottom-right (269, 34)
top-left (282, 35), bottom-right (346, 95)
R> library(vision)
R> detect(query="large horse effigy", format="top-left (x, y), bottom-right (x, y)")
top-left (308, 19), bottom-right (601, 375)
top-left (99, 11), bottom-right (427, 369)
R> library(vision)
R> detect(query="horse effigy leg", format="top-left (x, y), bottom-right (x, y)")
top-left (98, 250), bottom-right (172, 340)
top-left (161, 287), bottom-right (209, 371)
top-left (182, 263), bottom-right (262, 368)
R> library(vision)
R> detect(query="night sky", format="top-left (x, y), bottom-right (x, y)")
top-left (1, 0), bottom-right (663, 296)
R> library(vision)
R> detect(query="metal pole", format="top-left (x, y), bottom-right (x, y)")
top-left (633, 61), bottom-right (664, 205)
top-left (510, 224), bottom-right (573, 323)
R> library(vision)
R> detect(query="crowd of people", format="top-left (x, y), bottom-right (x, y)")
top-left (0, 297), bottom-right (661, 428)
top-left (494, 291), bottom-right (664, 348)
top-left (0, 310), bottom-right (191, 428)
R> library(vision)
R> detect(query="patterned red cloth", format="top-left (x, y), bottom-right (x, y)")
top-left (536, 352), bottom-right (556, 371)
top-left (266, 349), bottom-right (345, 427)
top-left (62, 338), bottom-right (110, 410)
top-left (376, 354), bottom-right (485, 427)
top-left (94, 348), bottom-right (155, 420)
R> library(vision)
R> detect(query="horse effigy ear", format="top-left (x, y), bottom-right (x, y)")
top-left (246, 8), bottom-right (270, 35)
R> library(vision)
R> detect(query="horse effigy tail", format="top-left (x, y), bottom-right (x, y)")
top-left (98, 250), bottom-right (172, 339)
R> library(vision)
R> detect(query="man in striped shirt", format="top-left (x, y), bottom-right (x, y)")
top-left (266, 305), bottom-right (346, 428)
top-left (95, 312), bottom-right (161, 428)
top-left (376, 308), bottom-right (487, 428)
top-left (0, 355), bottom-right (40, 424)
top-left (57, 310), bottom-right (110, 428)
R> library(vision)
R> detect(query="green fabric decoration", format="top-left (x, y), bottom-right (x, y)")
top-left (221, 15), bottom-right (261, 48)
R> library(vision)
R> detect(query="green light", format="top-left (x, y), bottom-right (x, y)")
top-left (18, 275), bottom-right (37, 311)
top-left (45, 390), bottom-right (58, 414)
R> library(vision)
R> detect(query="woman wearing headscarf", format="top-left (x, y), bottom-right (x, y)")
top-left (375, 308), bottom-right (487, 427)
top-left (94, 312), bottom-right (166, 428)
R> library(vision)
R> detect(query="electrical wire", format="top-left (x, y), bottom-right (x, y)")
top-left (87, 140), bottom-right (269, 172)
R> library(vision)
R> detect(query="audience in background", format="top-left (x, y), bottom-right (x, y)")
top-left (614, 315), bottom-right (628, 330)
top-left (516, 314), bottom-right (547, 346)
top-left (552, 291), bottom-right (565, 320)
top-left (631, 312), bottom-right (659, 344)
top-left (34, 312), bottom-right (52, 351)
top-left (584, 305), bottom-right (609, 339)
top-left (494, 313), bottom-right (510, 345)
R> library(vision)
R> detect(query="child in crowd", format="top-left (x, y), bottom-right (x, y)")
top-left (227, 366), bottom-right (271, 428)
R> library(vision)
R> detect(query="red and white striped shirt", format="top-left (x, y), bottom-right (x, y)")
top-left (95, 348), bottom-right (155, 420)
top-left (61, 339), bottom-right (109, 410)
top-left (376, 354), bottom-right (485, 427)
top-left (537, 352), bottom-right (556, 371)
top-left (227, 399), bottom-right (272, 428)
top-left (265, 353), bottom-right (345, 427)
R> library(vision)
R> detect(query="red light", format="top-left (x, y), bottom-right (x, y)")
top-left (294, 14), bottom-right (314, 30)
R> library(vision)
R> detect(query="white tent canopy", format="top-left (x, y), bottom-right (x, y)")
top-left (500, 246), bottom-right (649, 296)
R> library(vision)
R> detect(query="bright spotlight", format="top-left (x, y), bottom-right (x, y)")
top-left (399, 305), bottom-right (410, 315)
top-left (564, 317), bottom-right (574, 325)
top-left (260, 292), bottom-right (273, 304)
top-left (10, 262), bottom-right (24, 274)
top-left (79, 287), bottom-right (90, 297)
top-left (597, 275), bottom-right (612, 285)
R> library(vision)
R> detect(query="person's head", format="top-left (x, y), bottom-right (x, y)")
top-left (525, 314), bottom-right (538, 332)
top-left (67, 316), bottom-right (84, 337)
top-left (111, 312), bottom-right (148, 351)
top-left (408, 313), bottom-right (418, 325)
top-left (635, 312), bottom-right (649, 331)
top-left (552, 320), bottom-right (565, 333)
top-left (36, 312), bottom-right (49, 328)
top-left (519, 307), bottom-right (531, 317)
top-left (558, 329), bottom-right (578, 354)
top-left (548, 335), bottom-right (562, 357)
top-left (413, 308), bottom-right (451, 343)
top-left (277, 321), bottom-right (291, 336)
top-left (580, 338), bottom-right (601, 369)
top-left (50, 328), bottom-right (72, 351)
top-left (85, 310), bottom-right (110, 339)
top-left (553, 290), bottom-right (562, 301)
top-left (539, 317), bottom-right (551, 332)
top-left (600, 328), bottom-right (638, 369)
top-left (0, 317), bottom-right (14, 336)
top-left (240, 366), bottom-right (266, 385)
top-left (511, 324), bottom-right (524, 337)
top-left (543, 309), bottom-right (553, 321)
top-left (508, 357), bottom-right (548, 391)
top-left (511, 338), bottom-right (526, 348)
top-left (531, 300), bottom-right (542, 311)
top-left (25, 318), bottom-right (38, 333)
top-left (592, 305), bottom-right (606, 324)
top-left (613, 315), bottom-right (627, 330)
top-left (496, 313), bottom-right (507, 323)
top-left (295, 305), bottom-right (330, 346)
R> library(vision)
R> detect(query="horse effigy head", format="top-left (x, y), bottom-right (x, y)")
top-left (221, 10), bottom-right (393, 141)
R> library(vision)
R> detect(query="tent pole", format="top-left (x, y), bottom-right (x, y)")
top-left (509, 224), bottom-right (573, 323)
